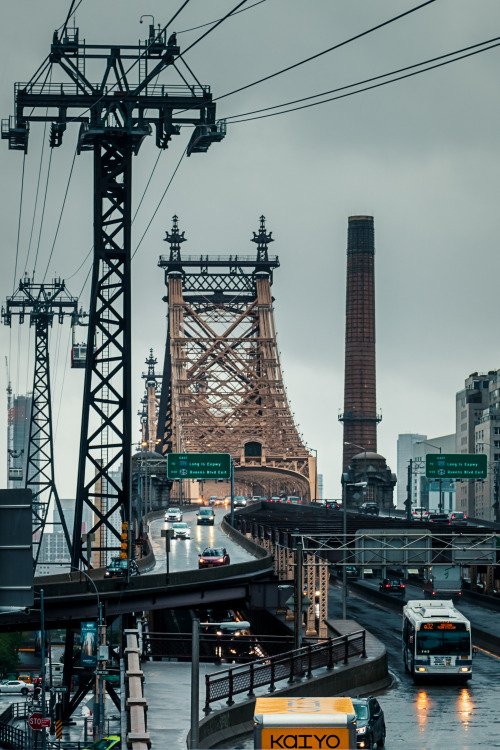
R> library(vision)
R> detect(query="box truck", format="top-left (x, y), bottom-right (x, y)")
top-left (253, 697), bottom-right (357, 750)
top-left (422, 565), bottom-right (462, 599)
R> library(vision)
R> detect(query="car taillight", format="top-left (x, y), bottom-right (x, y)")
top-left (400, 585), bottom-right (405, 588)
top-left (385, 585), bottom-right (390, 588)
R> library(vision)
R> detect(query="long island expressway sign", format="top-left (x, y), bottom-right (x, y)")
top-left (425, 453), bottom-right (487, 479)
top-left (167, 453), bottom-right (231, 480)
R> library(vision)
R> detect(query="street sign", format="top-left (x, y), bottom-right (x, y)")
top-left (28, 712), bottom-right (51, 730)
top-left (166, 453), bottom-right (231, 480)
top-left (425, 453), bottom-right (487, 479)
top-left (49, 686), bottom-right (68, 693)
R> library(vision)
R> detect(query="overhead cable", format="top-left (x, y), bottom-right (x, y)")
top-left (227, 38), bottom-right (500, 123)
top-left (214, 0), bottom-right (437, 103)
top-left (224, 35), bottom-right (500, 121)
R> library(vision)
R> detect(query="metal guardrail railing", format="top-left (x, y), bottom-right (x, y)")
top-left (204, 630), bottom-right (366, 713)
top-left (144, 631), bottom-right (294, 664)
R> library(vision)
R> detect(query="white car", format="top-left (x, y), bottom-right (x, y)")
top-left (0, 680), bottom-right (33, 695)
top-left (165, 508), bottom-right (183, 522)
top-left (412, 507), bottom-right (429, 520)
top-left (172, 522), bottom-right (190, 539)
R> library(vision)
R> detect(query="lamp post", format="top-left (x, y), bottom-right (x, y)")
top-left (50, 564), bottom-right (104, 740)
top-left (416, 441), bottom-right (442, 513)
top-left (344, 441), bottom-right (368, 494)
top-left (149, 474), bottom-right (157, 514)
top-left (340, 480), bottom-right (367, 619)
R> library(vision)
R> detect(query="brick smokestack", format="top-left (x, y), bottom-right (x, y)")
top-left (340, 215), bottom-right (381, 473)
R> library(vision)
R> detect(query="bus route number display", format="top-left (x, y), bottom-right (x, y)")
top-left (421, 621), bottom-right (465, 631)
top-left (167, 453), bottom-right (231, 479)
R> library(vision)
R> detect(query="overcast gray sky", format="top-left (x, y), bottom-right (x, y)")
top-left (1, 0), bottom-right (500, 500)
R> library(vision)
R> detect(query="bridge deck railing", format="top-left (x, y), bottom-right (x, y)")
top-left (203, 630), bottom-right (366, 713)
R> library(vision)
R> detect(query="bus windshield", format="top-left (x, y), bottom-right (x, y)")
top-left (416, 630), bottom-right (470, 656)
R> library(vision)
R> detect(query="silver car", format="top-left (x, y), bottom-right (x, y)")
top-left (172, 522), bottom-right (190, 539)
top-left (165, 507), bottom-right (183, 522)
top-left (0, 680), bottom-right (33, 695)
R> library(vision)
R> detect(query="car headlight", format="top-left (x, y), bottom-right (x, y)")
top-left (460, 667), bottom-right (470, 672)
top-left (356, 726), bottom-right (367, 735)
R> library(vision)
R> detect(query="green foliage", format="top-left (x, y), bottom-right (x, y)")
top-left (0, 632), bottom-right (23, 676)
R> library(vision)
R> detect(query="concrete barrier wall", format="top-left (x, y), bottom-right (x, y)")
top-left (196, 641), bottom-right (388, 749)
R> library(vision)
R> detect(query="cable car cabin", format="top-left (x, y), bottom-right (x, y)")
top-left (8, 467), bottom-right (23, 481)
top-left (71, 345), bottom-right (87, 368)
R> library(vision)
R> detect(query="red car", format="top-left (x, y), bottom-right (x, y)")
top-left (198, 547), bottom-right (230, 569)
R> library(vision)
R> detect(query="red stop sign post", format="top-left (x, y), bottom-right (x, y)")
top-left (28, 712), bottom-right (51, 731)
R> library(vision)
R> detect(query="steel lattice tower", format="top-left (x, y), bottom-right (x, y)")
top-left (157, 216), bottom-right (316, 500)
top-left (339, 216), bottom-right (382, 472)
top-left (3, 23), bottom-right (225, 570)
top-left (2, 278), bottom-right (78, 568)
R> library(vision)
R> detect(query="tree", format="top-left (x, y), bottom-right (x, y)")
top-left (0, 632), bottom-right (23, 677)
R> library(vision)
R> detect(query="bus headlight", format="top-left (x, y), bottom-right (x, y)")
top-left (460, 667), bottom-right (470, 672)
top-left (417, 667), bottom-right (426, 672)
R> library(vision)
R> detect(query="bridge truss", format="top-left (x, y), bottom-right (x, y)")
top-left (157, 216), bottom-right (316, 500)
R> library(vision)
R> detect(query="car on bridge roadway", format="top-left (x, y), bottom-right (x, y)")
top-left (427, 513), bottom-right (450, 524)
top-left (360, 502), bottom-right (379, 515)
top-left (197, 507), bottom-right (215, 525)
top-left (379, 578), bottom-right (406, 596)
top-left (234, 496), bottom-right (247, 507)
top-left (171, 522), bottom-right (190, 539)
top-left (198, 547), bottom-right (230, 568)
top-left (449, 511), bottom-right (468, 525)
top-left (412, 507), bottom-right (429, 520)
top-left (165, 507), bottom-right (183, 522)
top-left (352, 697), bottom-right (386, 749)
top-left (104, 558), bottom-right (139, 578)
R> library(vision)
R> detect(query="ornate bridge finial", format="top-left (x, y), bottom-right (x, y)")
top-left (251, 215), bottom-right (274, 262)
top-left (164, 215), bottom-right (186, 261)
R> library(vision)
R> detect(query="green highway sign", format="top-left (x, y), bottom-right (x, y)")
top-left (425, 453), bottom-right (487, 479)
top-left (167, 453), bottom-right (231, 480)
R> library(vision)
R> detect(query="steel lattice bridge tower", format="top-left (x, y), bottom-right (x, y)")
top-left (2, 278), bottom-right (78, 569)
top-left (157, 216), bottom-right (316, 500)
top-left (2, 23), bottom-right (225, 570)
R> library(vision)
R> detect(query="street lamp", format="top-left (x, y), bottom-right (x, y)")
top-left (344, 441), bottom-right (368, 492)
top-left (50, 564), bottom-right (105, 740)
top-left (416, 441), bottom-right (443, 513)
top-left (340, 480), bottom-right (367, 619)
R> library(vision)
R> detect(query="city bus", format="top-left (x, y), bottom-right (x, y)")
top-left (402, 599), bottom-right (473, 682)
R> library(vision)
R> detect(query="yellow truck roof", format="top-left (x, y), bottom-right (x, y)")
top-left (255, 697), bottom-right (354, 716)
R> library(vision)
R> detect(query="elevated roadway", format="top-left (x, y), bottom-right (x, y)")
top-left (0, 508), bottom-right (273, 632)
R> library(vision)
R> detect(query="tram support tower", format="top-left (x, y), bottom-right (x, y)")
top-left (2, 23), bottom-right (225, 568)
top-left (339, 216), bottom-right (382, 473)
top-left (157, 216), bottom-right (316, 501)
top-left (2, 278), bottom-right (78, 568)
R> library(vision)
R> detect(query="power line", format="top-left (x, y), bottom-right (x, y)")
top-left (42, 147), bottom-right (78, 282)
top-left (214, 0), bottom-right (437, 103)
top-left (176, 0), bottom-right (268, 35)
top-left (224, 35), bottom-right (500, 122)
top-left (226, 38), bottom-right (500, 124)
top-left (13, 154), bottom-right (27, 294)
top-left (132, 146), bottom-right (188, 260)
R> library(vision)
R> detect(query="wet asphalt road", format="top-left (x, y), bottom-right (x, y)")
top-left (217, 581), bottom-right (500, 750)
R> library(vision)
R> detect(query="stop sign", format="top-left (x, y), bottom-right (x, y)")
top-left (28, 712), bottom-right (50, 731)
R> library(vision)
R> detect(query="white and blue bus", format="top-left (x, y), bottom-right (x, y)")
top-left (402, 600), bottom-right (473, 682)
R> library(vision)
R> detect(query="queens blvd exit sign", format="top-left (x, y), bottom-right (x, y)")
top-left (167, 453), bottom-right (231, 479)
top-left (425, 453), bottom-right (487, 479)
